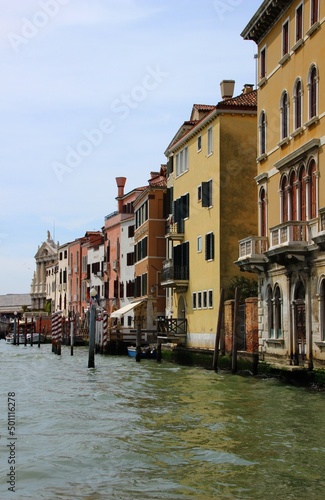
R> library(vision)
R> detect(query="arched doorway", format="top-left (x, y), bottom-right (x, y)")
top-left (177, 295), bottom-right (186, 334)
top-left (294, 280), bottom-right (306, 363)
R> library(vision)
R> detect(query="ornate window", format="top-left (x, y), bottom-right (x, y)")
top-left (308, 65), bottom-right (318, 119)
top-left (280, 91), bottom-right (289, 139)
top-left (259, 111), bottom-right (266, 155)
top-left (294, 78), bottom-right (303, 130)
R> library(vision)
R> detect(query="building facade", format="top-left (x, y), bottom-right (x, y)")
top-left (31, 231), bottom-right (58, 311)
top-left (163, 82), bottom-right (257, 348)
top-left (238, 0), bottom-right (325, 367)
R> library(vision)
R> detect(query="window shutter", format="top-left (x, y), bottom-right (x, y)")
top-left (202, 182), bottom-right (210, 207)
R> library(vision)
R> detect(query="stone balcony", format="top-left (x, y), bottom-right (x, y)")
top-left (165, 222), bottom-right (184, 242)
top-left (235, 236), bottom-right (269, 273)
top-left (266, 220), bottom-right (317, 265)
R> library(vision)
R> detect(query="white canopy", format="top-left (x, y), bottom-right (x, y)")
top-left (110, 300), bottom-right (145, 319)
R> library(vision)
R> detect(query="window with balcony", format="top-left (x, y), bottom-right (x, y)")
top-left (173, 241), bottom-right (189, 280)
top-left (205, 232), bottom-right (214, 261)
top-left (308, 64), bottom-right (318, 120)
top-left (299, 165), bottom-right (307, 221)
top-left (259, 187), bottom-right (267, 237)
top-left (280, 91), bottom-right (289, 140)
top-left (308, 159), bottom-right (317, 219)
top-left (294, 79), bottom-right (303, 130)
top-left (280, 175), bottom-right (289, 223)
top-left (173, 193), bottom-right (189, 232)
top-left (175, 146), bottom-right (188, 176)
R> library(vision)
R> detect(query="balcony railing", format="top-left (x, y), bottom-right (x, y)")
top-left (165, 222), bottom-right (184, 241)
top-left (269, 221), bottom-right (309, 248)
top-left (238, 236), bottom-right (268, 260)
top-left (161, 259), bottom-right (189, 287)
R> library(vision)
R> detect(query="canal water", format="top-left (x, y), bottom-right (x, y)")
top-left (1, 341), bottom-right (325, 500)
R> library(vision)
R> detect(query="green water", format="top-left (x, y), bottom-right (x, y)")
top-left (1, 341), bottom-right (325, 499)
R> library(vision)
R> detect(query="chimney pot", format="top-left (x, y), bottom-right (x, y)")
top-left (220, 80), bottom-right (235, 100)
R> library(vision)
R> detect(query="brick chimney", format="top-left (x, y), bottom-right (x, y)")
top-left (220, 80), bottom-right (235, 100)
top-left (242, 84), bottom-right (254, 94)
top-left (116, 177), bottom-right (126, 212)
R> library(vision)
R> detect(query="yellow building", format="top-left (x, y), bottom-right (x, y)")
top-left (163, 82), bottom-right (257, 348)
top-left (238, 0), bottom-right (325, 367)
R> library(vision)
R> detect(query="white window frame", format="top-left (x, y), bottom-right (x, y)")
top-left (175, 146), bottom-right (189, 177)
top-left (207, 127), bottom-right (213, 156)
top-left (197, 236), bottom-right (202, 253)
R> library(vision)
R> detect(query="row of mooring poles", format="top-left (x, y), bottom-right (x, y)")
top-left (213, 287), bottom-right (240, 374)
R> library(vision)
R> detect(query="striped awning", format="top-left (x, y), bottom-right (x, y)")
top-left (110, 300), bottom-right (145, 319)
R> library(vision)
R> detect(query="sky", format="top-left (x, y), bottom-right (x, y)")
top-left (0, 0), bottom-right (262, 295)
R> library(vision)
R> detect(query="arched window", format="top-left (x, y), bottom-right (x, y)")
top-left (281, 175), bottom-right (289, 222)
top-left (259, 187), bottom-right (267, 237)
top-left (308, 65), bottom-right (318, 119)
top-left (259, 111), bottom-right (266, 155)
top-left (299, 165), bottom-right (306, 220)
top-left (274, 286), bottom-right (282, 339)
top-left (294, 79), bottom-right (303, 129)
top-left (308, 159), bottom-right (317, 219)
top-left (289, 170), bottom-right (297, 221)
top-left (320, 279), bottom-right (325, 341)
top-left (280, 91), bottom-right (289, 139)
top-left (268, 286), bottom-right (274, 338)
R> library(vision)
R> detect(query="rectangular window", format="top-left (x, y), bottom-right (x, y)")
top-left (197, 236), bottom-right (202, 252)
top-left (192, 292), bottom-right (197, 310)
top-left (207, 127), bottom-right (213, 155)
top-left (202, 180), bottom-right (212, 208)
top-left (205, 232), bottom-right (215, 261)
top-left (128, 225), bottom-right (134, 238)
top-left (203, 291), bottom-right (207, 309)
top-left (197, 291), bottom-right (202, 309)
top-left (208, 290), bottom-right (213, 308)
top-left (197, 136), bottom-right (202, 151)
top-left (197, 185), bottom-right (202, 202)
top-left (176, 146), bottom-right (188, 176)
top-left (296, 4), bottom-right (303, 41)
top-left (127, 315), bottom-right (132, 327)
top-left (311, 0), bottom-right (319, 25)
top-left (282, 20), bottom-right (289, 56)
top-left (127, 252), bottom-right (134, 266)
top-left (260, 47), bottom-right (266, 79)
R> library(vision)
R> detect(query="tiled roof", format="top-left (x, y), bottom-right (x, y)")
top-left (0, 294), bottom-right (31, 312)
top-left (193, 104), bottom-right (215, 112)
top-left (217, 89), bottom-right (257, 109)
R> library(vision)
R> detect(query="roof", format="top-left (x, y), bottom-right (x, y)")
top-left (0, 294), bottom-right (32, 314)
top-left (217, 89), bottom-right (257, 110)
top-left (241, 0), bottom-right (292, 44)
top-left (166, 89), bottom-right (257, 154)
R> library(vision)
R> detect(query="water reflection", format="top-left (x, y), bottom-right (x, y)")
top-left (1, 342), bottom-right (325, 500)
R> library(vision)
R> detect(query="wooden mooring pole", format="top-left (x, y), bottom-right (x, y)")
top-left (232, 287), bottom-right (239, 374)
top-left (213, 288), bottom-right (224, 372)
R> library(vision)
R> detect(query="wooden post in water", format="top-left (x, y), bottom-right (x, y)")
top-left (136, 320), bottom-right (142, 362)
top-left (70, 315), bottom-right (74, 356)
top-left (232, 287), bottom-right (239, 374)
top-left (17, 318), bottom-right (20, 346)
top-left (24, 318), bottom-right (27, 346)
top-left (213, 288), bottom-right (224, 372)
top-left (38, 316), bottom-right (41, 348)
top-left (156, 340), bottom-right (162, 363)
top-left (88, 288), bottom-right (97, 368)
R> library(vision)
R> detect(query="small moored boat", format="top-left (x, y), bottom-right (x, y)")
top-left (127, 346), bottom-right (157, 359)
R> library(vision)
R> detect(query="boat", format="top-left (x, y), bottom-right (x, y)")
top-left (5, 333), bottom-right (26, 344)
top-left (26, 333), bottom-right (45, 344)
top-left (127, 346), bottom-right (157, 359)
